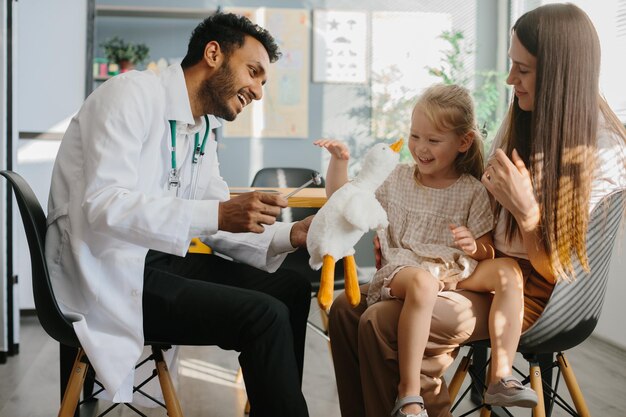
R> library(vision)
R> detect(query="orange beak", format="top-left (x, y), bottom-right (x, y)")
top-left (389, 138), bottom-right (404, 153)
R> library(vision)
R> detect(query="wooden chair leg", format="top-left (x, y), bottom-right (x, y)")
top-left (236, 366), bottom-right (251, 414)
top-left (529, 359), bottom-right (546, 417)
top-left (58, 348), bottom-right (89, 417)
top-left (448, 347), bottom-right (473, 403)
top-left (152, 346), bottom-right (183, 417)
top-left (479, 406), bottom-right (492, 417)
top-left (557, 352), bottom-right (590, 417)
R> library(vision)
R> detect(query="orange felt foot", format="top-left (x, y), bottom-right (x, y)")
top-left (318, 255), bottom-right (335, 311)
top-left (343, 255), bottom-right (360, 307)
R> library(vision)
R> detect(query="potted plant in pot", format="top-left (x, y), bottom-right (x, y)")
top-left (100, 36), bottom-right (150, 73)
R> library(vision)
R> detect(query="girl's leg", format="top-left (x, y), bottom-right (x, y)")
top-left (389, 267), bottom-right (441, 414)
top-left (456, 258), bottom-right (524, 382)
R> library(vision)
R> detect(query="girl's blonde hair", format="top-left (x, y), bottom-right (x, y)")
top-left (499, 3), bottom-right (626, 281)
top-left (414, 84), bottom-right (484, 180)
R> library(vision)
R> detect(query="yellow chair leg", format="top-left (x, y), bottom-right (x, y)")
top-left (58, 348), bottom-right (89, 417)
top-left (152, 346), bottom-right (184, 417)
top-left (343, 255), bottom-right (360, 307)
top-left (479, 405), bottom-right (492, 417)
top-left (529, 360), bottom-right (546, 417)
top-left (557, 352), bottom-right (590, 417)
top-left (318, 255), bottom-right (335, 311)
top-left (235, 367), bottom-right (250, 414)
top-left (448, 348), bottom-right (473, 403)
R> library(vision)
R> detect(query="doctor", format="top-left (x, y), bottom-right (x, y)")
top-left (46, 13), bottom-right (311, 417)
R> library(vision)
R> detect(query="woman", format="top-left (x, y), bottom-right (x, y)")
top-left (328, 4), bottom-right (626, 417)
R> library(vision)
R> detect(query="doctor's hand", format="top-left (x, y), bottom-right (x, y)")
top-left (218, 192), bottom-right (288, 233)
top-left (290, 215), bottom-right (314, 248)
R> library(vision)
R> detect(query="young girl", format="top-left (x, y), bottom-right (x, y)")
top-left (316, 84), bottom-right (537, 417)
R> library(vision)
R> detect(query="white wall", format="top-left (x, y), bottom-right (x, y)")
top-left (15, 0), bottom-right (86, 309)
top-left (595, 231), bottom-right (626, 349)
top-left (17, 0), bottom-right (86, 133)
top-left (0, 0), bottom-right (9, 354)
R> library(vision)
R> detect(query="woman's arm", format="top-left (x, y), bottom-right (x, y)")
top-left (313, 139), bottom-right (350, 197)
top-left (482, 149), bottom-right (556, 283)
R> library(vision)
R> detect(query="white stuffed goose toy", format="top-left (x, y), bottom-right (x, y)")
top-left (307, 138), bottom-right (404, 310)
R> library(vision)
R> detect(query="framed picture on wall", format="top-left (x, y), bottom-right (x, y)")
top-left (313, 10), bottom-right (367, 83)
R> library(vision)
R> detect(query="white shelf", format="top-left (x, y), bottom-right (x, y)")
top-left (95, 5), bottom-right (215, 20)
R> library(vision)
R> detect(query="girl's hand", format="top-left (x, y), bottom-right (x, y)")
top-left (450, 224), bottom-right (477, 255)
top-left (482, 148), bottom-right (540, 232)
top-left (314, 139), bottom-right (350, 160)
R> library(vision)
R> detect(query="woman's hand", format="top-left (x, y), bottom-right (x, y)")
top-left (373, 235), bottom-right (382, 270)
top-left (313, 139), bottom-right (350, 160)
top-left (482, 148), bottom-right (540, 232)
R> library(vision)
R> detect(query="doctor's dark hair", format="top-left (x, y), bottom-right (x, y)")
top-left (181, 12), bottom-right (281, 68)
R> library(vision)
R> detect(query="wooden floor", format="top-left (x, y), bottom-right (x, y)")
top-left (1, 301), bottom-right (625, 417)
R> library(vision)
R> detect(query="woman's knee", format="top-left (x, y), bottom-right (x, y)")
top-left (358, 300), bottom-right (402, 344)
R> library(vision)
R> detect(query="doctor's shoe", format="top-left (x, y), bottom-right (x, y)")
top-left (484, 375), bottom-right (538, 408)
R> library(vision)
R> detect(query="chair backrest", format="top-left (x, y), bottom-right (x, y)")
top-left (251, 167), bottom-right (325, 222)
top-left (1, 170), bottom-right (79, 347)
top-left (519, 189), bottom-right (625, 353)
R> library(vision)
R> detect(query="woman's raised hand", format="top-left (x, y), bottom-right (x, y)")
top-left (482, 148), bottom-right (540, 232)
top-left (314, 139), bottom-right (350, 161)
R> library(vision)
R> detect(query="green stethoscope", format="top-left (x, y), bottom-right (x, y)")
top-left (167, 114), bottom-right (210, 199)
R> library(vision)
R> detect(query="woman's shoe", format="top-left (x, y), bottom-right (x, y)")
top-left (391, 395), bottom-right (429, 417)
top-left (484, 375), bottom-right (538, 408)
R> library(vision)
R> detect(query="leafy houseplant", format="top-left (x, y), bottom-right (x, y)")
top-left (425, 30), bottom-right (506, 153)
top-left (100, 36), bottom-right (150, 72)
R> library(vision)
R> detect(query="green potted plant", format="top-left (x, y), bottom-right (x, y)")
top-left (100, 36), bottom-right (150, 72)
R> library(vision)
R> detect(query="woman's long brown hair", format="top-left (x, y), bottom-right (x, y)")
top-left (498, 3), bottom-right (626, 281)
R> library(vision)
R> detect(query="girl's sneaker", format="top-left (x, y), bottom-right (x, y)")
top-left (484, 376), bottom-right (538, 408)
top-left (391, 395), bottom-right (429, 417)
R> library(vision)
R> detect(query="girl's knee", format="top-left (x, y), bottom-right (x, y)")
top-left (494, 258), bottom-right (524, 290)
top-left (405, 271), bottom-right (439, 297)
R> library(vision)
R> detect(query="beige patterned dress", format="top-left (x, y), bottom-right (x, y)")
top-left (366, 164), bottom-right (494, 306)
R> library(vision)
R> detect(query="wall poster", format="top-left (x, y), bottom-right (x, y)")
top-left (224, 7), bottom-right (309, 138)
top-left (312, 10), bottom-right (367, 84)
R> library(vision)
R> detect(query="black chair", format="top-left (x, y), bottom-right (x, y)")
top-left (448, 189), bottom-right (625, 417)
top-left (251, 167), bottom-right (368, 339)
top-left (1, 170), bottom-right (183, 417)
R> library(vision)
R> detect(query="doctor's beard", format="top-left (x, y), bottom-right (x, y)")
top-left (198, 61), bottom-right (238, 121)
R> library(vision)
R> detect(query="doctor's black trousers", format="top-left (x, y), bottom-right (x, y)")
top-left (142, 250), bottom-right (311, 417)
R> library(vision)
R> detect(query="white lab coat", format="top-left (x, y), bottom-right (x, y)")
top-left (45, 65), bottom-right (292, 402)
